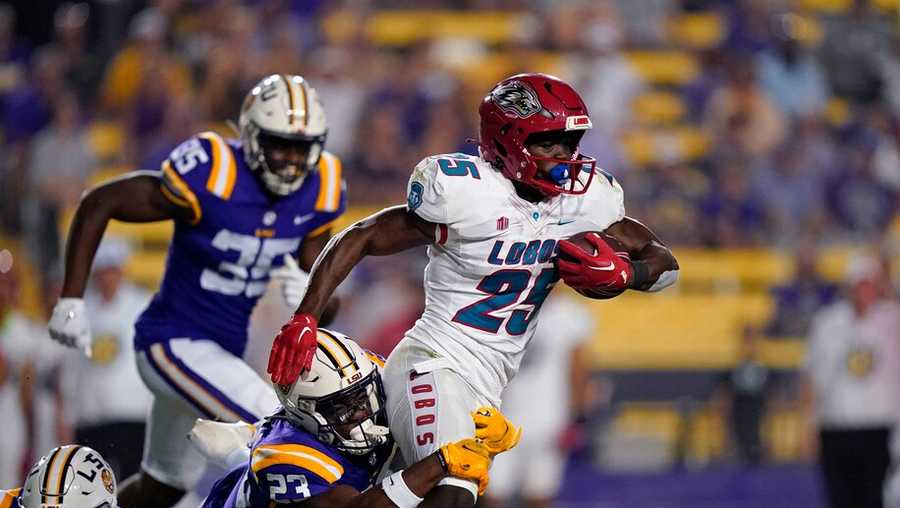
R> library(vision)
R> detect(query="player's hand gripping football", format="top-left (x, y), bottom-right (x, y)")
top-left (472, 406), bottom-right (522, 457)
top-left (48, 297), bottom-right (93, 357)
top-left (268, 313), bottom-right (318, 385)
top-left (557, 233), bottom-right (633, 291)
top-left (438, 439), bottom-right (493, 496)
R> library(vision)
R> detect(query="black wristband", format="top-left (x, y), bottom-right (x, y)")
top-left (435, 449), bottom-right (449, 473)
top-left (630, 260), bottom-right (650, 290)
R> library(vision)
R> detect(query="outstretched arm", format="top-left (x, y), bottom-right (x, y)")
top-left (268, 205), bottom-right (435, 384)
top-left (61, 171), bottom-right (188, 298)
top-left (297, 205), bottom-right (434, 318)
top-left (299, 453), bottom-right (446, 508)
top-left (295, 231), bottom-right (340, 325)
top-left (604, 216), bottom-right (679, 291)
top-left (295, 408), bottom-right (519, 508)
top-left (50, 171), bottom-right (189, 351)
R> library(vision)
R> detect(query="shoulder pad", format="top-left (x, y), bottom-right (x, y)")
top-left (251, 443), bottom-right (345, 485)
top-left (578, 167), bottom-right (625, 227)
top-left (314, 151), bottom-right (345, 213)
top-left (159, 131), bottom-right (239, 223)
top-left (0, 489), bottom-right (21, 508)
top-left (407, 153), bottom-right (485, 225)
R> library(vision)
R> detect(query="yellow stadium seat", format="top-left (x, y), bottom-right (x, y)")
top-left (583, 291), bottom-right (774, 370)
top-left (125, 250), bottom-right (167, 289)
top-left (757, 339), bottom-right (806, 368)
top-left (873, 0), bottom-right (899, 11)
top-left (797, 0), bottom-right (894, 12)
top-left (674, 246), bottom-right (856, 292)
top-left (672, 126), bottom-right (710, 160)
top-left (666, 13), bottom-right (724, 49)
top-left (86, 121), bottom-right (126, 163)
top-left (323, 10), bottom-right (530, 46)
top-left (762, 407), bottom-right (808, 462)
top-left (632, 91), bottom-right (687, 126)
top-left (620, 126), bottom-right (710, 165)
top-left (824, 97), bottom-right (850, 126)
top-left (0, 236), bottom-right (44, 320)
top-left (451, 51), bottom-right (563, 92)
top-left (685, 406), bottom-right (727, 463)
top-left (674, 248), bottom-right (792, 291)
top-left (613, 402), bottom-right (682, 443)
top-left (626, 51), bottom-right (700, 86)
top-left (798, 0), bottom-right (850, 12)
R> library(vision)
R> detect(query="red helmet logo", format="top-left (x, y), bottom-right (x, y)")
top-left (479, 73), bottom-right (596, 197)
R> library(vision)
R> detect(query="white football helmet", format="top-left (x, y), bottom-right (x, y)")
top-left (19, 445), bottom-right (117, 508)
top-left (238, 74), bottom-right (328, 196)
top-left (274, 329), bottom-right (390, 455)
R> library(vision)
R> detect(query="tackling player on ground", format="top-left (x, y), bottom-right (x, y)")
top-left (267, 73), bottom-right (679, 506)
top-left (197, 330), bottom-right (521, 507)
top-left (48, 74), bottom-right (344, 508)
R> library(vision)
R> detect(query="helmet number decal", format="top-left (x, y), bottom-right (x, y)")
top-left (259, 81), bottom-right (279, 102)
top-left (75, 452), bottom-right (107, 483)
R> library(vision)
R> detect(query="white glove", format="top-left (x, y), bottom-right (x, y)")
top-left (188, 419), bottom-right (256, 470)
top-left (48, 297), bottom-right (92, 357)
top-left (269, 255), bottom-right (308, 309)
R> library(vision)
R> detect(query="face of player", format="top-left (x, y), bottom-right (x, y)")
top-left (525, 130), bottom-right (581, 181)
top-left (259, 132), bottom-right (312, 184)
top-left (321, 382), bottom-right (379, 440)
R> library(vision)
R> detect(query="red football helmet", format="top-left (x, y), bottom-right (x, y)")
top-left (479, 73), bottom-right (596, 197)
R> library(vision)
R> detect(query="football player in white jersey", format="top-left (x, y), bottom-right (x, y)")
top-left (267, 73), bottom-right (680, 506)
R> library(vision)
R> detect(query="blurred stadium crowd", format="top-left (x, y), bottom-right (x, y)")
top-left (1, 0), bottom-right (900, 505)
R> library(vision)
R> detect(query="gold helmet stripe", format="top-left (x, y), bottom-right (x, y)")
top-left (54, 445), bottom-right (82, 497)
top-left (317, 330), bottom-right (359, 377)
top-left (280, 74), bottom-right (297, 127)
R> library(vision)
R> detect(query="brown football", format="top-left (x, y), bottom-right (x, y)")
top-left (558, 231), bottom-right (629, 300)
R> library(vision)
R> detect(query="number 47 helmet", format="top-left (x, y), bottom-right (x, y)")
top-left (274, 329), bottom-right (390, 455)
top-left (19, 445), bottom-right (117, 508)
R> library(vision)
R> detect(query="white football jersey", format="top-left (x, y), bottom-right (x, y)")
top-left (402, 152), bottom-right (624, 404)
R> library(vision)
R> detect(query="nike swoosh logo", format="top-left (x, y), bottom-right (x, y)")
top-left (294, 213), bottom-right (316, 225)
top-left (620, 270), bottom-right (628, 284)
top-left (558, 219), bottom-right (575, 225)
top-left (300, 326), bottom-right (313, 339)
top-left (588, 262), bottom-right (616, 271)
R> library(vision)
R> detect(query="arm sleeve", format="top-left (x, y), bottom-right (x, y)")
top-left (250, 443), bottom-right (345, 502)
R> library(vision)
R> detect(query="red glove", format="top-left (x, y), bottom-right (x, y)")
top-left (557, 233), bottom-right (633, 291)
top-left (267, 313), bottom-right (318, 385)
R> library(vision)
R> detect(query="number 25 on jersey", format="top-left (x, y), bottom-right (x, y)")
top-left (453, 268), bottom-right (557, 336)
